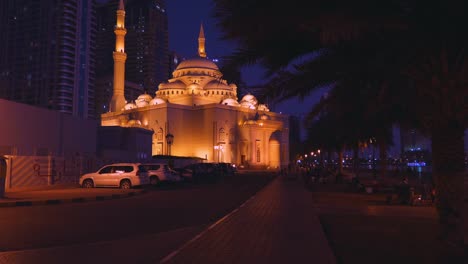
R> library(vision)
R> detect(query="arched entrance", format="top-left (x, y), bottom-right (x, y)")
top-left (269, 131), bottom-right (281, 169)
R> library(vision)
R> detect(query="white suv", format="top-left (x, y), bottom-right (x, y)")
top-left (79, 163), bottom-right (149, 189)
top-left (141, 163), bottom-right (182, 186)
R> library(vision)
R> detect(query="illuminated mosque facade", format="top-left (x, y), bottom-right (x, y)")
top-left (101, 0), bottom-right (289, 168)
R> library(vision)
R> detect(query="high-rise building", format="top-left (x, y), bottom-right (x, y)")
top-left (95, 0), bottom-right (169, 114)
top-left (0, 0), bottom-right (97, 119)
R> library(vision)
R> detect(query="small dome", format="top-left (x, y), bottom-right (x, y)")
top-left (229, 83), bottom-right (237, 89)
top-left (221, 98), bottom-right (240, 106)
top-left (258, 104), bottom-right (270, 112)
top-left (137, 93), bottom-right (153, 102)
top-left (240, 94), bottom-right (258, 109)
top-left (175, 57), bottom-right (219, 71)
top-left (149, 98), bottom-right (166, 105)
top-left (240, 101), bottom-right (256, 109)
top-left (123, 103), bottom-right (137, 110)
top-left (241, 94), bottom-right (258, 103)
top-left (136, 100), bottom-right (149, 108)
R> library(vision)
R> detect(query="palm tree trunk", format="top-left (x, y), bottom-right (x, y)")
top-left (338, 148), bottom-right (344, 175)
top-left (431, 124), bottom-right (465, 248)
top-left (378, 140), bottom-right (388, 179)
top-left (353, 143), bottom-right (360, 178)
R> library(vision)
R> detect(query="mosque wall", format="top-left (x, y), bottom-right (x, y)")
top-left (101, 101), bottom-right (290, 169)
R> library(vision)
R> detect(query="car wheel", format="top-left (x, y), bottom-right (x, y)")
top-left (120, 180), bottom-right (131, 189)
top-left (150, 176), bottom-right (160, 186)
top-left (82, 179), bottom-right (94, 188)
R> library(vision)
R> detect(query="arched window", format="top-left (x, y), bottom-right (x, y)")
top-left (157, 128), bottom-right (163, 141)
top-left (219, 128), bottom-right (226, 143)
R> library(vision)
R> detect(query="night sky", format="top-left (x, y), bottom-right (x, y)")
top-left (166, 0), bottom-right (269, 90)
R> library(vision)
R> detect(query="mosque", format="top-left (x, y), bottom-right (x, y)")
top-left (101, 0), bottom-right (289, 169)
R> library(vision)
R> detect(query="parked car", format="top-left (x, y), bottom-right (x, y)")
top-left (141, 163), bottom-right (182, 186)
top-left (217, 162), bottom-right (237, 177)
top-left (178, 163), bottom-right (222, 183)
top-left (79, 163), bottom-right (149, 189)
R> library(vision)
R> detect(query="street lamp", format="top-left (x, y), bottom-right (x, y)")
top-left (165, 133), bottom-right (174, 156)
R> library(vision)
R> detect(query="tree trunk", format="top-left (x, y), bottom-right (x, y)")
top-left (353, 143), bottom-right (360, 177)
top-left (431, 124), bottom-right (465, 248)
top-left (338, 148), bottom-right (344, 175)
top-left (378, 140), bottom-right (388, 179)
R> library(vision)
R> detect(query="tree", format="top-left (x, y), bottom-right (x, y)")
top-left (211, 0), bottom-right (467, 248)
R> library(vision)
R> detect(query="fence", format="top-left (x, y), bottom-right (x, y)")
top-left (3, 155), bottom-right (99, 190)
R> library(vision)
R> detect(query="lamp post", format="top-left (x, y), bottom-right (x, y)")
top-left (165, 133), bottom-right (174, 156)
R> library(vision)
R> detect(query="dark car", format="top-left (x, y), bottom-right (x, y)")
top-left (217, 162), bottom-right (237, 177)
top-left (178, 163), bottom-right (222, 183)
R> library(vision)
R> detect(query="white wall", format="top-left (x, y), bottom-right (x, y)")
top-left (0, 99), bottom-right (98, 156)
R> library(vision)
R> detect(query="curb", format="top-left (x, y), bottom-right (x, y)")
top-left (0, 189), bottom-right (148, 208)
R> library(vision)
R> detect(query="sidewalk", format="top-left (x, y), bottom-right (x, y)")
top-left (304, 176), bottom-right (464, 263)
top-left (161, 175), bottom-right (337, 264)
top-left (0, 184), bottom-right (147, 207)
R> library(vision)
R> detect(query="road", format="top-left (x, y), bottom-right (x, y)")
top-left (0, 172), bottom-right (275, 263)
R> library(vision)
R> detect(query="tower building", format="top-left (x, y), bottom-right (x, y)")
top-left (96, 0), bottom-right (169, 114)
top-left (198, 24), bottom-right (207, 58)
top-left (0, 0), bottom-right (97, 119)
top-left (109, 0), bottom-right (127, 112)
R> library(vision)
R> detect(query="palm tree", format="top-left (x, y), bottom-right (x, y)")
top-left (211, 0), bottom-right (467, 247)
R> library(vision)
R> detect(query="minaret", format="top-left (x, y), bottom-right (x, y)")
top-left (198, 24), bottom-right (207, 58)
top-left (110, 0), bottom-right (127, 112)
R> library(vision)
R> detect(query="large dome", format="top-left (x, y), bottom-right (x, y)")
top-left (175, 57), bottom-right (219, 71)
